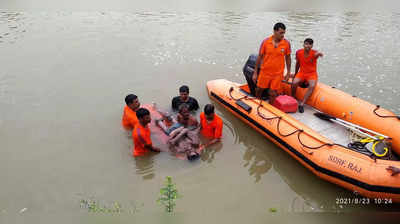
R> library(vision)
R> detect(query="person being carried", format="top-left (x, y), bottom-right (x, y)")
top-left (171, 85), bottom-right (199, 112)
top-left (132, 108), bottom-right (160, 157)
top-left (155, 104), bottom-right (202, 160)
top-left (252, 22), bottom-right (292, 104)
top-left (200, 104), bottom-right (223, 147)
top-left (122, 94), bottom-right (141, 130)
top-left (290, 38), bottom-right (323, 113)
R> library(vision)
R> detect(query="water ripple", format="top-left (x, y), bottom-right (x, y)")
top-left (0, 12), bottom-right (27, 44)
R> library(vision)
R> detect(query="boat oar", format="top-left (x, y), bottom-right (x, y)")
top-left (314, 112), bottom-right (390, 139)
top-left (313, 112), bottom-right (390, 140)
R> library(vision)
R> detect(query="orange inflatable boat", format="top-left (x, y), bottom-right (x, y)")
top-left (207, 79), bottom-right (400, 202)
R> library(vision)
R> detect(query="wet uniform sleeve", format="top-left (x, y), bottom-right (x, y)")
top-left (137, 127), bottom-right (152, 145)
top-left (313, 50), bottom-right (319, 60)
top-left (128, 114), bottom-right (138, 127)
top-left (214, 119), bottom-right (223, 139)
top-left (200, 113), bottom-right (205, 130)
top-left (144, 130), bottom-right (152, 145)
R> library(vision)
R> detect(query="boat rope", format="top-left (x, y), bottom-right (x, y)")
top-left (256, 102), bottom-right (345, 151)
top-left (349, 128), bottom-right (365, 142)
top-left (373, 105), bottom-right (400, 120)
top-left (296, 131), bottom-right (336, 149)
top-left (227, 87), bottom-right (376, 156)
top-left (345, 119), bottom-right (396, 160)
top-left (277, 117), bottom-right (302, 137)
top-left (228, 87), bottom-right (248, 101)
top-left (348, 134), bottom-right (392, 159)
top-left (347, 142), bottom-right (375, 157)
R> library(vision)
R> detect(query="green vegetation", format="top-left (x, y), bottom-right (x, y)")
top-left (269, 207), bottom-right (277, 213)
top-left (80, 199), bottom-right (142, 214)
top-left (80, 199), bottom-right (123, 213)
top-left (157, 176), bottom-right (181, 213)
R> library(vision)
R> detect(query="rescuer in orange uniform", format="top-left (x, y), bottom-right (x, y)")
top-left (291, 38), bottom-right (323, 113)
top-left (122, 94), bottom-right (140, 130)
top-left (200, 104), bottom-right (223, 147)
top-left (252, 22), bottom-right (292, 104)
top-left (132, 108), bottom-right (160, 157)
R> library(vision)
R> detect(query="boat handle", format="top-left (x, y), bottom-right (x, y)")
top-left (386, 166), bottom-right (400, 176)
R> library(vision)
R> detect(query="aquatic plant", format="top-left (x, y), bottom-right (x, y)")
top-left (157, 176), bottom-right (180, 213)
top-left (80, 199), bottom-right (143, 214)
top-left (80, 199), bottom-right (123, 213)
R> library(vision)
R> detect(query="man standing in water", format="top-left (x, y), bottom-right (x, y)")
top-left (252, 22), bottom-right (292, 104)
top-left (290, 38), bottom-right (323, 113)
top-left (132, 108), bottom-right (160, 157)
top-left (200, 104), bottom-right (223, 147)
top-left (171, 85), bottom-right (199, 112)
top-left (122, 94), bottom-right (140, 130)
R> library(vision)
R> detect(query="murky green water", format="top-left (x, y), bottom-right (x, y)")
top-left (0, 7), bottom-right (399, 224)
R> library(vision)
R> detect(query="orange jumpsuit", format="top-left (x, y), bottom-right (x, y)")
top-left (122, 106), bottom-right (138, 130)
top-left (132, 123), bottom-right (152, 157)
top-left (200, 112), bottom-right (223, 139)
top-left (295, 49), bottom-right (318, 81)
top-left (257, 35), bottom-right (291, 90)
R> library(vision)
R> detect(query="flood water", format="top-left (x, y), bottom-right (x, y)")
top-left (1, 3), bottom-right (400, 224)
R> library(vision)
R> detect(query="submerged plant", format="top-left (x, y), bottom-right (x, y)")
top-left (80, 199), bottom-right (124, 213)
top-left (157, 176), bottom-right (180, 213)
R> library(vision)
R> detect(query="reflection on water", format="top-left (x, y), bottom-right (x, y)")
top-left (242, 146), bottom-right (271, 183)
top-left (216, 104), bottom-right (272, 183)
top-left (134, 154), bottom-right (156, 180)
top-left (0, 74), bottom-right (16, 105)
top-left (0, 12), bottom-right (27, 44)
top-left (200, 143), bottom-right (223, 163)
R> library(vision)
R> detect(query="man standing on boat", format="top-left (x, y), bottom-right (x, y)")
top-left (290, 38), bottom-right (323, 113)
top-left (252, 22), bottom-right (292, 104)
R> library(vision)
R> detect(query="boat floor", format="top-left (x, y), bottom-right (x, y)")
top-left (290, 104), bottom-right (351, 146)
top-left (237, 87), bottom-right (352, 146)
top-left (236, 85), bottom-right (398, 160)
top-left (276, 105), bottom-right (351, 146)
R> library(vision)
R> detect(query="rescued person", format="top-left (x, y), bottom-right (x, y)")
top-left (154, 104), bottom-right (202, 160)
